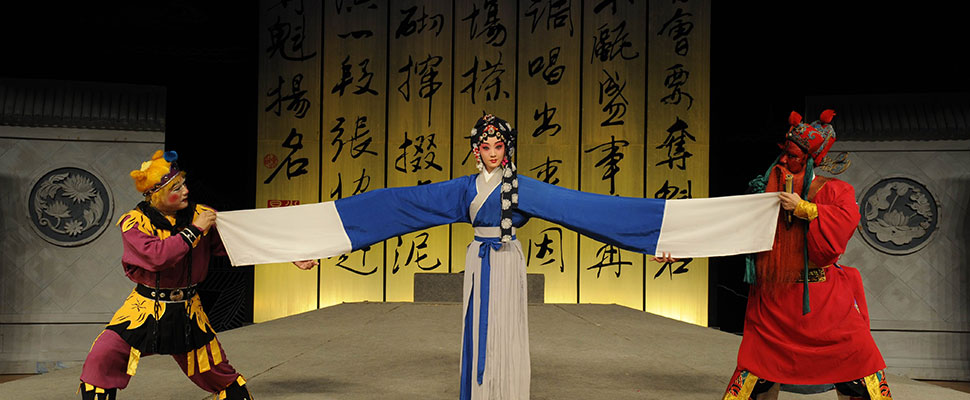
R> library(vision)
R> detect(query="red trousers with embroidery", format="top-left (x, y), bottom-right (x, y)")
top-left (80, 329), bottom-right (239, 393)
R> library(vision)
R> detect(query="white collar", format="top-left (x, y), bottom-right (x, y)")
top-left (480, 166), bottom-right (503, 182)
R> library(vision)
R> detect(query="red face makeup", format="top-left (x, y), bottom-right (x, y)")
top-left (779, 141), bottom-right (807, 174)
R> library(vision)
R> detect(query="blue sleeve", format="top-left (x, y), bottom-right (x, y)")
top-left (516, 176), bottom-right (666, 254)
top-left (334, 176), bottom-right (474, 250)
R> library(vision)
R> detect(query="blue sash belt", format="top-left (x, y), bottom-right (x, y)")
top-left (460, 235), bottom-right (514, 398)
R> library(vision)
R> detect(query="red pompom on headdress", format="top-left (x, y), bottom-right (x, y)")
top-left (785, 109), bottom-right (838, 165)
top-left (819, 109), bottom-right (836, 124)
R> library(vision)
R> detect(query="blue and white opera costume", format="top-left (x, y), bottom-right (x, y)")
top-left (218, 171), bottom-right (780, 399)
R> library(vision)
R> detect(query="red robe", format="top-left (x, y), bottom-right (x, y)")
top-left (737, 177), bottom-right (886, 384)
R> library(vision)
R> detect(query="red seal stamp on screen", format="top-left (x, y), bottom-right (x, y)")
top-left (263, 154), bottom-right (279, 169)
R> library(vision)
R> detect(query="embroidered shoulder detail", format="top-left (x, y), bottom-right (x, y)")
top-left (195, 204), bottom-right (215, 215)
top-left (117, 209), bottom-right (154, 235)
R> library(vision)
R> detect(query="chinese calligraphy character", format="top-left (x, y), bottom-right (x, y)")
top-left (657, 7), bottom-right (693, 56)
top-left (661, 63), bottom-right (693, 109)
top-left (585, 135), bottom-right (629, 195)
top-left (527, 47), bottom-right (565, 86)
top-left (461, 53), bottom-right (510, 105)
top-left (532, 102), bottom-right (561, 137)
top-left (462, 0), bottom-right (507, 46)
top-left (654, 179), bottom-right (692, 200)
top-left (525, 0), bottom-right (574, 36)
top-left (334, 246), bottom-right (377, 275)
top-left (265, 74), bottom-right (310, 119)
top-left (395, 6), bottom-right (445, 38)
top-left (654, 257), bottom-right (692, 279)
top-left (527, 227), bottom-right (565, 272)
top-left (266, 0), bottom-right (304, 14)
top-left (529, 157), bottom-right (563, 185)
top-left (330, 169), bottom-right (371, 200)
top-left (599, 69), bottom-right (628, 127)
top-left (392, 233), bottom-right (442, 273)
top-left (265, 15), bottom-right (317, 61)
top-left (330, 116), bottom-right (377, 162)
top-left (398, 54), bottom-right (445, 126)
top-left (332, 56), bottom-right (378, 96)
top-left (590, 21), bottom-right (639, 63)
top-left (592, 0), bottom-right (633, 15)
top-left (394, 131), bottom-right (443, 174)
top-left (587, 243), bottom-right (631, 278)
top-left (656, 117), bottom-right (695, 170)
top-left (264, 128), bottom-right (309, 184)
top-left (334, 0), bottom-right (376, 14)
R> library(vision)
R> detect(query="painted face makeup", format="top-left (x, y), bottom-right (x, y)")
top-left (479, 136), bottom-right (506, 172)
top-left (779, 141), bottom-right (807, 174)
top-left (158, 179), bottom-right (189, 213)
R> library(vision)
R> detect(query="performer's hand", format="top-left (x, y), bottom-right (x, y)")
top-left (293, 260), bottom-right (319, 270)
top-left (778, 192), bottom-right (802, 211)
top-left (650, 252), bottom-right (678, 263)
top-left (194, 210), bottom-right (217, 232)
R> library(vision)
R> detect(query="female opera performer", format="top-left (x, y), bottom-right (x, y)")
top-left (218, 113), bottom-right (779, 399)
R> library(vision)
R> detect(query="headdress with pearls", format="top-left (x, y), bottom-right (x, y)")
top-left (470, 113), bottom-right (518, 242)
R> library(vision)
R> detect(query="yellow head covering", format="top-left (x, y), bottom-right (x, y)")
top-left (130, 150), bottom-right (182, 198)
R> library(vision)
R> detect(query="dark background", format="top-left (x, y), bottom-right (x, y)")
top-left (2, 1), bottom-right (966, 332)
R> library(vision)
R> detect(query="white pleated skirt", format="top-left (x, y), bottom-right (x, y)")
top-left (461, 238), bottom-right (531, 400)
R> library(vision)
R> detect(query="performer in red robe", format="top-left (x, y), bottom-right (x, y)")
top-left (722, 111), bottom-right (893, 400)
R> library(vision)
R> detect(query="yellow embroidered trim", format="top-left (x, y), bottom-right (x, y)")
top-left (117, 204), bottom-right (214, 240)
top-left (198, 343), bottom-right (211, 374)
top-left (210, 337), bottom-right (223, 365)
top-left (793, 200), bottom-right (818, 221)
top-left (214, 376), bottom-right (247, 399)
top-left (864, 370), bottom-right (893, 399)
top-left (722, 370), bottom-right (759, 400)
top-left (108, 289), bottom-right (167, 331)
top-left (187, 348), bottom-right (196, 377)
top-left (82, 383), bottom-right (106, 394)
top-left (127, 347), bottom-right (141, 376)
top-left (795, 268), bottom-right (827, 283)
top-left (188, 294), bottom-right (214, 333)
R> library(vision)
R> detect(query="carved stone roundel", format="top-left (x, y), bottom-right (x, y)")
top-left (858, 177), bottom-right (939, 255)
top-left (27, 167), bottom-right (114, 247)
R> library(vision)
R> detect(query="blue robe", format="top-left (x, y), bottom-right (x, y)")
top-left (333, 170), bottom-right (667, 400)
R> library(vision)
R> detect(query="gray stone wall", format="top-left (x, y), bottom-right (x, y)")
top-left (824, 140), bottom-right (970, 381)
top-left (0, 126), bottom-right (163, 374)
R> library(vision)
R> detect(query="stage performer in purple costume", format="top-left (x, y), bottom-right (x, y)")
top-left (78, 150), bottom-right (314, 399)
top-left (719, 111), bottom-right (892, 400)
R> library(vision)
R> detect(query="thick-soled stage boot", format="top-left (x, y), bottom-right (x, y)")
top-left (79, 382), bottom-right (117, 400)
top-left (220, 379), bottom-right (254, 400)
top-left (835, 379), bottom-right (869, 400)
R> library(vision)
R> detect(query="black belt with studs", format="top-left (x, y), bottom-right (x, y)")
top-left (136, 284), bottom-right (198, 302)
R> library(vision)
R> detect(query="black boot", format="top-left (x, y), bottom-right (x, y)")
top-left (79, 382), bottom-right (117, 400)
top-left (221, 379), bottom-right (253, 400)
top-left (835, 379), bottom-right (870, 399)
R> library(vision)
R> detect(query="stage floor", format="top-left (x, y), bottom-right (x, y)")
top-left (1, 302), bottom-right (966, 399)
